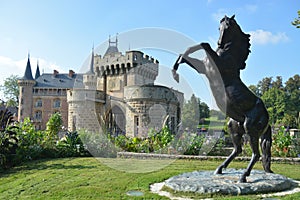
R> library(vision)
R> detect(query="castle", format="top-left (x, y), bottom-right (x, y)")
top-left (18, 39), bottom-right (183, 137)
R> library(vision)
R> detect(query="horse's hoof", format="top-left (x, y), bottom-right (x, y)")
top-left (238, 176), bottom-right (247, 183)
top-left (214, 168), bottom-right (222, 175)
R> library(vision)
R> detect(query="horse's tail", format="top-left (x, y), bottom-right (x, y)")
top-left (260, 125), bottom-right (273, 173)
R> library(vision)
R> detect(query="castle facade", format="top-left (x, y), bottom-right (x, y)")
top-left (18, 40), bottom-right (183, 137)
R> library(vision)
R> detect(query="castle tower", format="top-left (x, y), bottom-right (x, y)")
top-left (18, 54), bottom-right (36, 121)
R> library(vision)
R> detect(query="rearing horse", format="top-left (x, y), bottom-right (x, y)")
top-left (172, 15), bottom-right (273, 183)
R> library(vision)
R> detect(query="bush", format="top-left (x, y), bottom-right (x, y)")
top-left (272, 126), bottom-right (293, 157)
top-left (56, 131), bottom-right (89, 157)
top-left (0, 109), bottom-right (19, 169)
top-left (15, 118), bottom-right (44, 161)
top-left (112, 126), bottom-right (174, 154)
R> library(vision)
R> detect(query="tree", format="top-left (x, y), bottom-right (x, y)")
top-left (199, 102), bottom-right (210, 119)
top-left (292, 10), bottom-right (300, 28)
top-left (44, 113), bottom-right (63, 147)
top-left (284, 74), bottom-right (300, 127)
top-left (0, 75), bottom-right (20, 107)
top-left (257, 77), bottom-right (272, 96)
top-left (261, 87), bottom-right (287, 125)
top-left (181, 94), bottom-right (200, 131)
top-left (272, 76), bottom-right (283, 90)
top-left (252, 74), bottom-right (300, 127)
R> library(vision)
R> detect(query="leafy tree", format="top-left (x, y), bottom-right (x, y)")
top-left (272, 76), bottom-right (284, 90)
top-left (262, 87), bottom-right (286, 125)
top-left (44, 113), bottom-right (63, 147)
top-left (285, 74), bottom-right (300, 119)
top-left (292, 10), bottom-right (300, 28)
top-left (250, 74), bottom-right (299, 128)
top-left (257, 77), bottom-right (272, 96)
top-left (181, 94), bottom-right (200, 131)
top-left (199, 102), bottom-right (210, 119)
top-left (0, 75), bottom-right (19, 107)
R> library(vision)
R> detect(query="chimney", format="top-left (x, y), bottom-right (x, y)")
top-left (69, 70), bottom-right (75, 78)
top-left (53, 70), bottom-right (59, 77)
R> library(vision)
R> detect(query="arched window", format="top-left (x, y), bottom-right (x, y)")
top-left (53, 99), bottom-right (61, 108)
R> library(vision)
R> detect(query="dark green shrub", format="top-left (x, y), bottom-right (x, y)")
top-left (15, 118), bottom-right (44, 161)
top-left (56, 131), bottom-right (88, 157)
top-left (0, 109), bottom-right (18, 169)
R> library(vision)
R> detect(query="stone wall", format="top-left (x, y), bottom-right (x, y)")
top-left (124, 85), bottom-right (183, 137)
top-left (67, 88), bottom-right (105, 133)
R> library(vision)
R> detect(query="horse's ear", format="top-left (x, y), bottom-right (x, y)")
top-left (231, 15), bottom-right (235, 19)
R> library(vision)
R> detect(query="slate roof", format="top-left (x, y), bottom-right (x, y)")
top-left (34, 73), bottom-right (84, 89)
top-left (104, 45), bottom-right (119, 56)
top-left (20, 56), bottom-right (34, 80)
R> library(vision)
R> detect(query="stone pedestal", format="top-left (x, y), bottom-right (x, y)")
top-left (151, 168), bottom-right (300, 198)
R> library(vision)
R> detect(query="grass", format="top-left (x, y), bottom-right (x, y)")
top-left (200, 116), bottom-right (227, 130)
top-left (0, 157), bottom-right (299, 199)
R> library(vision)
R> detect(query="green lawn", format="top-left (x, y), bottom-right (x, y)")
top-left (200, 116), bottom-right (227, 130)
top-left (0, 157), bottom-right (299, 199)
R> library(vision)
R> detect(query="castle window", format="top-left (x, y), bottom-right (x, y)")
top-left (21, 98), bottom-right (24, 105)
top-left (35, 99), bottom-right (42, 107)
top-left (53, 99), bottom-right (61, 108)
top-left (134, 115), bottom-right (139, 136)
top-left (34, 111), bottom-right (42, 121)
top-left (134, 55), bottom-right (137, 61)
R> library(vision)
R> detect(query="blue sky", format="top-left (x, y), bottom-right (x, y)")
top-left (0, 0), bottom-right (299, 109)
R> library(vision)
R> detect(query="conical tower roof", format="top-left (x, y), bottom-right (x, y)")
top-left (35, 60), bottom-right (41, 79)
top-left (21, 54), bottom-right (34, 80)
top-left (86, 47), bottom-right (95, 74)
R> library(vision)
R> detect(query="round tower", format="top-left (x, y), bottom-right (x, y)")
top-left (18, 55), bottom-right (36, 121)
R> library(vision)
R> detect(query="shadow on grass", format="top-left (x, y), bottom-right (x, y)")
top-left (0, 158), bottom-right (96, 178)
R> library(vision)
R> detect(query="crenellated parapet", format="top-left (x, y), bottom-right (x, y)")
top-left (94, 50), bottom-right (158, 78)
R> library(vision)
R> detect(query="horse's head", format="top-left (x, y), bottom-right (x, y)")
top-left (218, 15), bottom-right (238, 48)
top-left (218, 15), bottom-right (251, 70)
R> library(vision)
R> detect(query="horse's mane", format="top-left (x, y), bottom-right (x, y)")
top-left (218, 16), bottom-right (251, 70)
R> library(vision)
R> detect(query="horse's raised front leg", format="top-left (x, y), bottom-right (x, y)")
top-left (172, 54), bottom-right (206, 83)
top-left (214, 119), bottom-right (243, 174)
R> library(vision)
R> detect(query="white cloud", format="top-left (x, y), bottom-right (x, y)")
top-left (0, 55), bottom-right (63, 99)
top-left (248, 30), bottom-right (289, 45)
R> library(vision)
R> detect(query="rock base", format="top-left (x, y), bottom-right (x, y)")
top-left (163, 169), bottom-right (299, 195)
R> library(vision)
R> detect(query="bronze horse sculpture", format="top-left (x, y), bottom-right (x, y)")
top-left (172, 15), bottom-right (273, 183)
